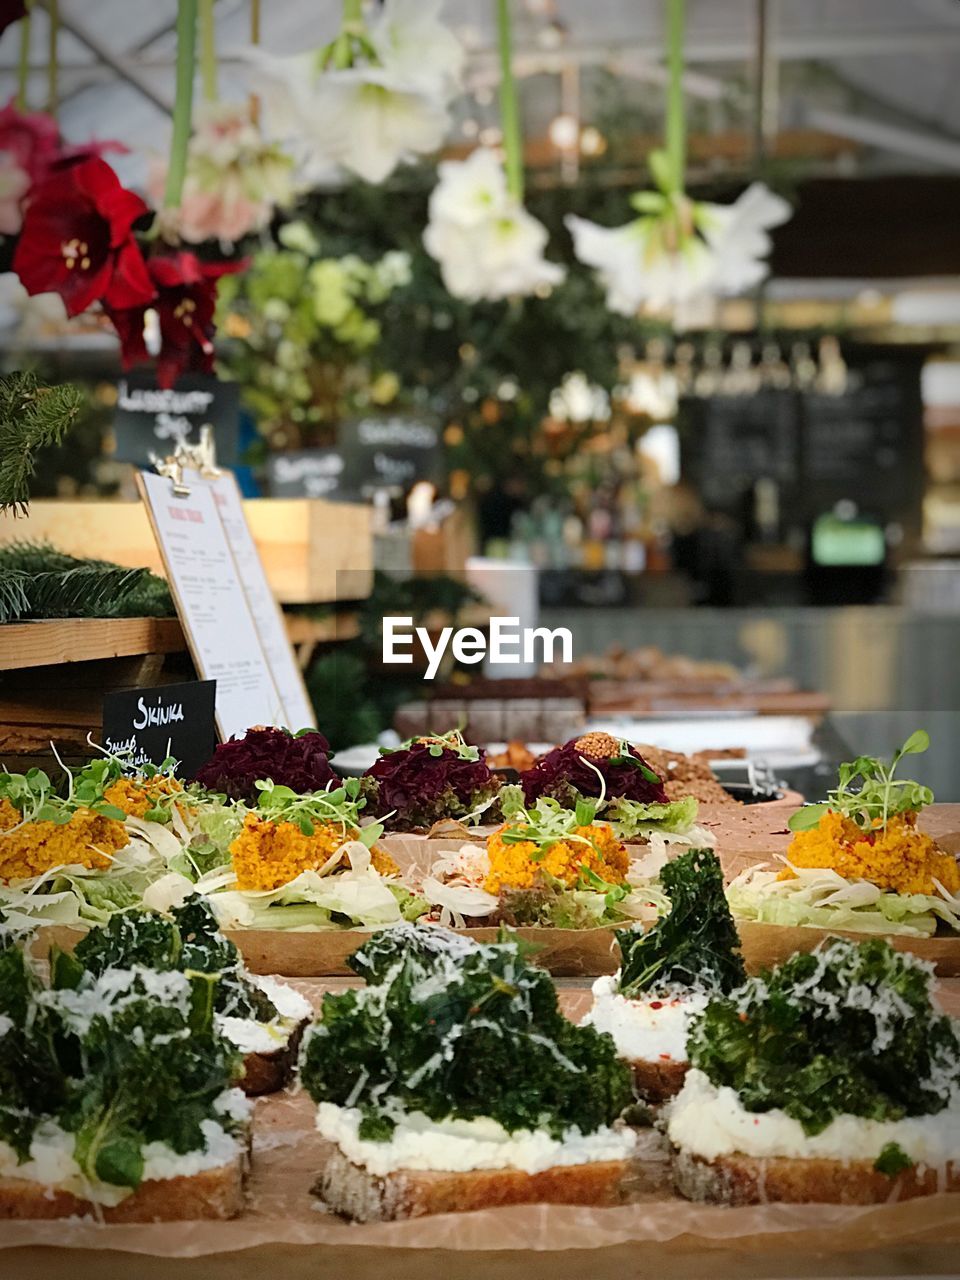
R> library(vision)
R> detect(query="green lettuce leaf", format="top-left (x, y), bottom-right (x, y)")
top-left (725, 866), bottom-right (954, 937)
top-left (605, 794), bottom-right (698, 838)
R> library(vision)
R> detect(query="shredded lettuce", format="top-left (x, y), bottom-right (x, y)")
top-left (195, 841), bottom-right (426, 932)
top-left (500, 786), bottom-right (699, 841)
top-left (727, 865), bottom-right (960, 936)
top-left (604, 794), bottom-right (699, 838)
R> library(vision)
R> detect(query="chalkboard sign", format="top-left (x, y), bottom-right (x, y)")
top-left (800, 354), bottom-right (924, 520)
top-left (678, 348), bottom-right (924, 530)
top-left (679, 390), bottom-right (799, 508)
top-left (340, 415), bottom-right (442, 497)
top-left (102, 679), bottom-right (217, 778)
top-left (268, 449), bottom-right (349, 499)
top-left (113, 373), bottom-right (239, 467)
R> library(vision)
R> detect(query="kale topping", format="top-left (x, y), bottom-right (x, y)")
top-left (617, 849), bottom-right (745, 998)
top-left (1, 910), bottom-right (242, 1187)
top-left (300, 924), bottom-right (632, 1139)
top-left (688, 937), bottom-right (960, 1135)
top-left (874, 1142), bottom-right (914, 1177)
top-left (65, 899), bottom-right (277, 1022)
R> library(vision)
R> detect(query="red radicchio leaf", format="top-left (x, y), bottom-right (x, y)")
top-left (520, 740), bottom-right (668, 806)
top-left (193, 726), bottom-right (338, 803)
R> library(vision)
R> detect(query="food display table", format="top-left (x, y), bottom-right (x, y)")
top-left (3, 978), bottom-right (959, 1280)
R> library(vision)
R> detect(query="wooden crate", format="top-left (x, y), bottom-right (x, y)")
top-left (0, 497), bottom-right (373, 604)
top-left (0, 618), bottom-right (194, 763)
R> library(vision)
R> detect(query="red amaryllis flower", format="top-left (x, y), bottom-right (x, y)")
top-left (0, 2), bottom-right (27, 38)
top-left (107, 249), bottom-right (243, 388)
top-left (12, 155), bottom-right (154, 317)
top-left (0, 98), bottom-right (60, 187)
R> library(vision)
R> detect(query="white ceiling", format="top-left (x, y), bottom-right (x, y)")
top-left (3, 0), bottom-right (960, 187)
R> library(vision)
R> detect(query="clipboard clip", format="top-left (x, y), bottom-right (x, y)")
top-left (151, 425), bottom-right (222, 496)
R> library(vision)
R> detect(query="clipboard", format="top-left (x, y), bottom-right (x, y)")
top-left (135, 439), bottom-right (316, 739)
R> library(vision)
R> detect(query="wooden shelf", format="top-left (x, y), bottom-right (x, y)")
top-left (0, 617), bottom-right (186, 672)
top-left (0, 610), bottom-right (361, 678)
top-left (0, 497), bottom-right (374, 605)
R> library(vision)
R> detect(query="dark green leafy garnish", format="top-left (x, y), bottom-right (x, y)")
top-left (254, 776), bottom-right (382, 847)
top-left (67, 899), bottom-right (277, 1022)
top-left (1, 910), bottom-right (243, 1188)
top-left (788, 729), bottom-right (933, 832)
top-left (874, 1142), bottom-right (914, 1177)
top-left (618, 849), bottom-right (745, 998)
top-left (688, 937), bottom-right (960, 1135)
top-left (301, 925), bottom-right (632, 1140)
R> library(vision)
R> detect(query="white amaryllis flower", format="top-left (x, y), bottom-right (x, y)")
top-left (242, 0), bottom-right (463, 187)
top-left (368, 0), bottom-right (464, 100)
top-left (424, 149), bottom-right (565, 302)
top-left (699, 182), bottom-right (792, 293)
top-left (567, 181), bottom-right (790, 315)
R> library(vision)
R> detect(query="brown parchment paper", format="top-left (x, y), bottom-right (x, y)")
top-left (3, 982), bottom-right (960, 1266)
top-left (2, 1084), bottom-right (960, 1259)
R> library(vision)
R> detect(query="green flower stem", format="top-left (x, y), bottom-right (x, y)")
top-left (47, 0), bottom-right (58, 117)
top-left (342, 0), bottom-right (363, 25)
top-left (16, 7), bottom-right (31, 111)
top-left (164, 0), bottom-right (198, 209)
top-left (199, 0), bottom-right (217, 103)
top-left (497, 0), bottom-right (523, 202)
top-left (664, 0), bottom-right (686, 193)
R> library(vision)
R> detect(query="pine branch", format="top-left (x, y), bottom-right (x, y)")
top-left (0, 541), bottom-right (174, 623)
top-left (0, 371), bottom-right (83, 516)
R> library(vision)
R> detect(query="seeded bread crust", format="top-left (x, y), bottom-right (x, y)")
top-left (630, 1057), bottom-right (689, 1104)
top-left (240, 1018), bottom-right (308, 1096)
top-left (315, 1149), bottom-right (642, 1222)
top-left (0, 1156), bottom-right (247, 1221)
top-left (674, 1149), bottom-right (960, 1205)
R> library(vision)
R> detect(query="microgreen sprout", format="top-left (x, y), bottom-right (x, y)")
top-left (788, 729), bottom-right (933, 833)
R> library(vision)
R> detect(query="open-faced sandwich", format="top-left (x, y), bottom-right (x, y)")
top-left (361, 730), bottom-right (500, 831)
top-left (419, 790), bottom-right (667, 930)
top-left (0, 912), bottom-right (250, 1220)
top-left (667, 936), bottom-right (960, 1204)
top-left (728, 731), bottom-right (960, 937)
top-left (584, 849), bottom-right (746, 1103)
top-left (501, 732), bottom-right (709, 848)
top-left (300, 924), bottom-right (653, 1220)
top-left (148, 777), bottom-right (428, 932)
top-left (193, 726), bottom-right (340, 803)
top-left (58, 899), bottom-right (311, 1095)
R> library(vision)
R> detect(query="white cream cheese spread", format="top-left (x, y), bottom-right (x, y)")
top-left (315, 1103), bottom-right (637, 1176)
top-left (667, 1068), bottom-right (960, 1165)
top-left (582, 974), bottom-right (708, 1063)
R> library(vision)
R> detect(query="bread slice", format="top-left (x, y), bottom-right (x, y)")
top-left (239, 1018), bottom-right (308, 1096)
top-left (0, 1155), bottom-right (247, 1221)
top-left (674, 1148), bottom-right (960, 1206)
top-left (630, 1057), bottom-right (688, 1104)
top-left (315, 1147), bottom-right (640, 1222)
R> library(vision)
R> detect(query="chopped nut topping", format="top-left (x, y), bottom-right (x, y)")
top-left (573, 731), bottom-right (620, 759)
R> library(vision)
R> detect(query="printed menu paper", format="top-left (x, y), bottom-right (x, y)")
top-left (137, 469), bottom-right (285, 738)
top-left (205, 469), bottom-right (316, 730)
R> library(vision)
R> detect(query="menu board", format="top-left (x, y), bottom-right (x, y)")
top-left (679, 390), bottom-right (799, 508)
top-left (800, 355), bottom-right (924, 517)
top-left (137, 469), bottom-right (284, 739)
top-left (206, 470), bottom-right (316, 731)
top-left (267, 449), bottom-right (348, 499)
top-left (113, 373), bottom-right (239, 467)
top-left (678, 351), bottom-right (924, 525)
top-left (340, 415), bottom-right (442, 496)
